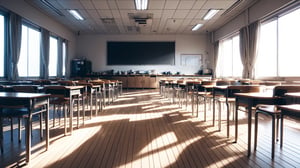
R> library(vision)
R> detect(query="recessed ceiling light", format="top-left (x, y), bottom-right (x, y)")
top-left (68, 10), bottom-right (84, 20)
top-left (203, 9), bottom-right (220, 20)
top-left (192, 24), bottom-right (203, 31)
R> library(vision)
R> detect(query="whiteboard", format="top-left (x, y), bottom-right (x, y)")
top-left (180, 54), bottom-right (202, 66)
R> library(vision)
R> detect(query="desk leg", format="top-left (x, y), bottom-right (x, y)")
top-left (247, 103), bottom-right (252, 157)
top-left (90, 93), bottom-right (93, 119)
top-left (46, 100), bottom-right (49, 150)
top-left (82, 95), bottom-right (85, 126)
top-left (69, 97), bottom-right (73, 135)
top-left (26, 111), bottom-right (32, 163)
top-left (235, 102), bottom-right (238, 143)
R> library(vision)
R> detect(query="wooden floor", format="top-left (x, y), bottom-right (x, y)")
top-left (1, 89), bottom-right (300, 168)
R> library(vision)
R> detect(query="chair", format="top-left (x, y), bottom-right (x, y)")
top-left (254, 85), bottom-right (300, 159)
top-left (218, 85), bottom-right (261, 137)
top-left (44, 86), bottom-right (70, 135)
top-left (0, 85), bottom-right (46, 153)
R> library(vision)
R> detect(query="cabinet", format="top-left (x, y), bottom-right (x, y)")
top-left (71, 59), bottom-right (92, 77)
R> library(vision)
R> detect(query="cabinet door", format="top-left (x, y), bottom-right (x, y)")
top-left (127, 77), bottom-right (136, 88)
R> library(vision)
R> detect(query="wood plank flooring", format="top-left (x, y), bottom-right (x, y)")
top-left (1, 89), bottom-right (300, 168)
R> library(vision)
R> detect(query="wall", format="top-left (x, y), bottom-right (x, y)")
top-left (0, 0), bottom-right (77, 77)
top-left (76, 34), bottom-right (209, 75)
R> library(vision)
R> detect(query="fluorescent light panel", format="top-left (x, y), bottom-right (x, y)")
top-left (135, 0), bottom-right (148, 10)
top-left (203, 9), bottom-right (220, 20)
top-left (68, 10), bottom-right (84, 20)
top-left (192, 24), bottom-right (203, 31)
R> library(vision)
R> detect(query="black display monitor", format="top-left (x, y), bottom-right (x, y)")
top-left (107, 41), bottom-right (175, 65)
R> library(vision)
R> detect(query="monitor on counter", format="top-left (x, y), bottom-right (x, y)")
top-left (107, 41), bottom-right (175, 65)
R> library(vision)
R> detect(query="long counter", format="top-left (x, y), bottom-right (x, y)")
top-left (100, 75), bottom-right (212, 89)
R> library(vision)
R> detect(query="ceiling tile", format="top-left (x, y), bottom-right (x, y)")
top-left (186, 10), bottom-right (199, 18)
top-left (117, 1), bottom-right (135, 10)
top-left (57, 0), bottom-right (84, 9)
top-left (98, 9), bottom-right (113, 18)
top-left (173, 10), bottom-right (189, 18)
top-left (91, 0), bottom-right (110, 10)
top-left (161, 10), bottom-right (175, 19)
top-left (164, 0), bottom-right (179, 9)
top-left (80, 0), bottom-right (94, 9)
top-left (202, 0), bottom-right (237, 9)
top-left (177, 0), bottom-right (196, 9)
top-left (192, 0), bottom-right (206, 10)
top-left (149, 0), bottom-right (166, 10)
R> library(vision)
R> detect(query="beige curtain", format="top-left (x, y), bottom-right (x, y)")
top-left (239, 21), bottom-right (260, 79)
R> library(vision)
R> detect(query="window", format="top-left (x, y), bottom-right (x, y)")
top-left (216, 35), bottom-right (242, 78)
top-left (18, 25), bottom-right (40, 77)
top-left (255, 8), bottom-right (300, 77)
top-left (49, 36), bottom-right (58, 76)
top-left (0, 15), bottom-right (4, 77)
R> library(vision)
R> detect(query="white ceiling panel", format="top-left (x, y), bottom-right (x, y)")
top-left (91, 0), bottom-right (110, 9)
top-left (149, 0), bottom-right (166, 10)
top-left (173, 10), bottom-right (190, 18)
top-left (177, 0), bottom-right (196, 10)
top-left (98, 10), bottom-right (113, 18)
top-left (117, 1), bottom-right (135, 10)
top-left (165, 0), bottom-right (180, 9)
top-left (80, 0), bottom-right (94, 9)
top-left (26, 0), bottom-right (256, 34)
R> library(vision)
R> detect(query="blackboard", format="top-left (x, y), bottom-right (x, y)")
top-left (107, 42), bottom-right (175, 65)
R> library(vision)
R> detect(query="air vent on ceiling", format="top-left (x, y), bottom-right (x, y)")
top-left (40, 0), bottom-right (64, 16)
top-left (128, 13), bottom-right (153, 25)
top-left (101, 18), bottom-right (115, 24)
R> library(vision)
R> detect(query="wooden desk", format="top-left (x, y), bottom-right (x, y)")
top-left (0, 92), bottom-right (50, 163)
top-left (45, 85), bottom-right (84, 134)
top-left (234, 92), bottom-right (275, 156)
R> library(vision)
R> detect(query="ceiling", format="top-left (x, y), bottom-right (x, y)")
top-left (25, 0), bottom-right (257, 35)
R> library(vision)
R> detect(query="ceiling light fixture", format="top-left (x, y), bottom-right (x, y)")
top-left (192, 24), bottom-right (203, 31)
top-left (40, 0), bottom-right (64, 16)
top-left (203, 9), bottom-right (220, 20)
top-left (68, 10), bottom-right (84, 20)
top-left (135, 0), bottom-right (148, 10)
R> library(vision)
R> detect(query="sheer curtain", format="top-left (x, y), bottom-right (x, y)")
top-left (8, 13), bottom-right (22, 80)
top-left (239, 21), bottom-right (260, 79)
top-left (213, 41), bottom-right (219, 78)
top-left (40, 28), bottom-right (50, 79)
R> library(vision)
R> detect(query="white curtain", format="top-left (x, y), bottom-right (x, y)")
top-left (41, 28), bottom-right (50, 79)
top-left (239, 21), bottom-right (260, 79)
top-left (8, 13), bottom-right (22, 81)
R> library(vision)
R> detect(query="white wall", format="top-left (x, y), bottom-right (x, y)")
top-left (76, 34), bottom-right (209, 75)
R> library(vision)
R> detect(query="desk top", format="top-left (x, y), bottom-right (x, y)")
top-left (234, 92), bottom-right (273, 98)
top-left (285, 92), bottom-right (300, 98)
top-left (0, 92), bottom-right (50, 98)
top-left (279, 104), bottom-right (300, 111)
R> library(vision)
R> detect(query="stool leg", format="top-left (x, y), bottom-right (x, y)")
top-left (280, 115), bottom-right (284, 148)
top-left (0, 117), bottom-right (3, 154)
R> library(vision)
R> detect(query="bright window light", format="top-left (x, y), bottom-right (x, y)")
top-left (135, 0), bottom-right (148, 10)
top-left (203, 9), bottom-right (220, 20)
top-left (68, 10), bottom-right (84, 20)
top-left (192, 24), bottom-right (203, 31)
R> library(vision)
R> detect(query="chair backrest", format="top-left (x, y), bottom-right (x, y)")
top-left (12, 85), bottom-right (39, 93)
top-left (227, 85), bottom-right (261, 98)
top-left (44, 86), bottom-right (68, 98)
top-left (273, 85), bottom-right (300, 105)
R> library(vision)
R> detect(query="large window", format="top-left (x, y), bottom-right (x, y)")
top-left (255, 7), bottom-right (300, 77)
top-left (18, 24), bottom-right (40, 77)
top-left (216, 35), bottom-right (242, 78)
top-left (49, 36), bottom-right (58, 76)
top-left (0, 15), bottom-right (4, 77)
